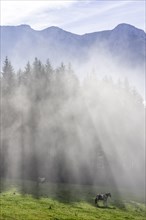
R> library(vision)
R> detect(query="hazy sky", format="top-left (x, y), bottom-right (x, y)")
top-left (1, 0), bottom-right (145, 34)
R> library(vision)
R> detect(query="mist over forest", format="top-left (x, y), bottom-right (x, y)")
top-left (1, 23), bottom-right (145, 97)
top-left (0, 56), bottom-right (145, 198)
top-left (1, 0), bottom-right (146, 218)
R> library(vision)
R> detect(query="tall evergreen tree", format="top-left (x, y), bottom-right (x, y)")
top-left (2, 56), bottom-right (14, 80)
top-left (2, 57), bottom-right (15, 93)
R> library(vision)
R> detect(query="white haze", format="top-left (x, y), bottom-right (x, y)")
top-left (76, 48), bottom-right (145, 98)
top-left (2, 31), bottom-right (145, 98)
top-left (2, 55), bottom-right (145, 201)
top-left (0, 29), bottom-right (145, 202)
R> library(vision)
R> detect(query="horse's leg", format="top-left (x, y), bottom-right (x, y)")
top-left (103, 200), bottom-right (106, 207)
top-left (106, 200), bottom-right (108, 207)
top-left (103, 200), bottom-right (107, 207)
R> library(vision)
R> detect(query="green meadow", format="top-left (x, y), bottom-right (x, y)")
top-left (0, 179), bottom-right (145, 220)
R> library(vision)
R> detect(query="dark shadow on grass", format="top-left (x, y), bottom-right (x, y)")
top-left (96, 206), bottom-right (116, 209)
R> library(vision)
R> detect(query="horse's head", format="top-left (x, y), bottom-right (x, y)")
top-left (106, 193), bottom-right (111, 197)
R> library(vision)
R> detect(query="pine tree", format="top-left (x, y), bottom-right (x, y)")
top-left (33, 57), bottom-right (44, 80)
top-left (45, 59), bottom-right (53, 77)
top-left (2, 56), bottom-right (14, 80)
top-left (22, 61), bottom-right (32, 85)
top-left (2, 57), bottom-right (15, 93)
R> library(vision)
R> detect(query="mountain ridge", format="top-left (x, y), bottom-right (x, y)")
top-left (1, 23), bottom-right (145, 35)
top-left (0, 23), bottom-right (145, 71)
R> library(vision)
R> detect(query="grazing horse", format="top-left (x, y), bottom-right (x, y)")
top-left (95, 193), bottom-right (111, 207)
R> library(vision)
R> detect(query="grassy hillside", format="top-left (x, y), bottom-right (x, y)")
top-left (0, 179), bottom-right (145, 220)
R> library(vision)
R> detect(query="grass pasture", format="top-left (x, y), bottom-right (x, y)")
top-left (0, 179), bottom-right (145, 220)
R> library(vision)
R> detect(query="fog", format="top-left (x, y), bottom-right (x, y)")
top-left (0, 53), bottom-right (145, 201)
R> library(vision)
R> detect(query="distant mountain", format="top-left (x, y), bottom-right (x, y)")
top-left (0, 23), bottom-right (145, 68)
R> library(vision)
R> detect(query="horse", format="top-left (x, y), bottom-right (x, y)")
top-left (95, 193), bottom-right (111, 207)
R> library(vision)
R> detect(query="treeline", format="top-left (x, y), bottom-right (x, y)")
top-left (0, 57), bottom-right (145, 189)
